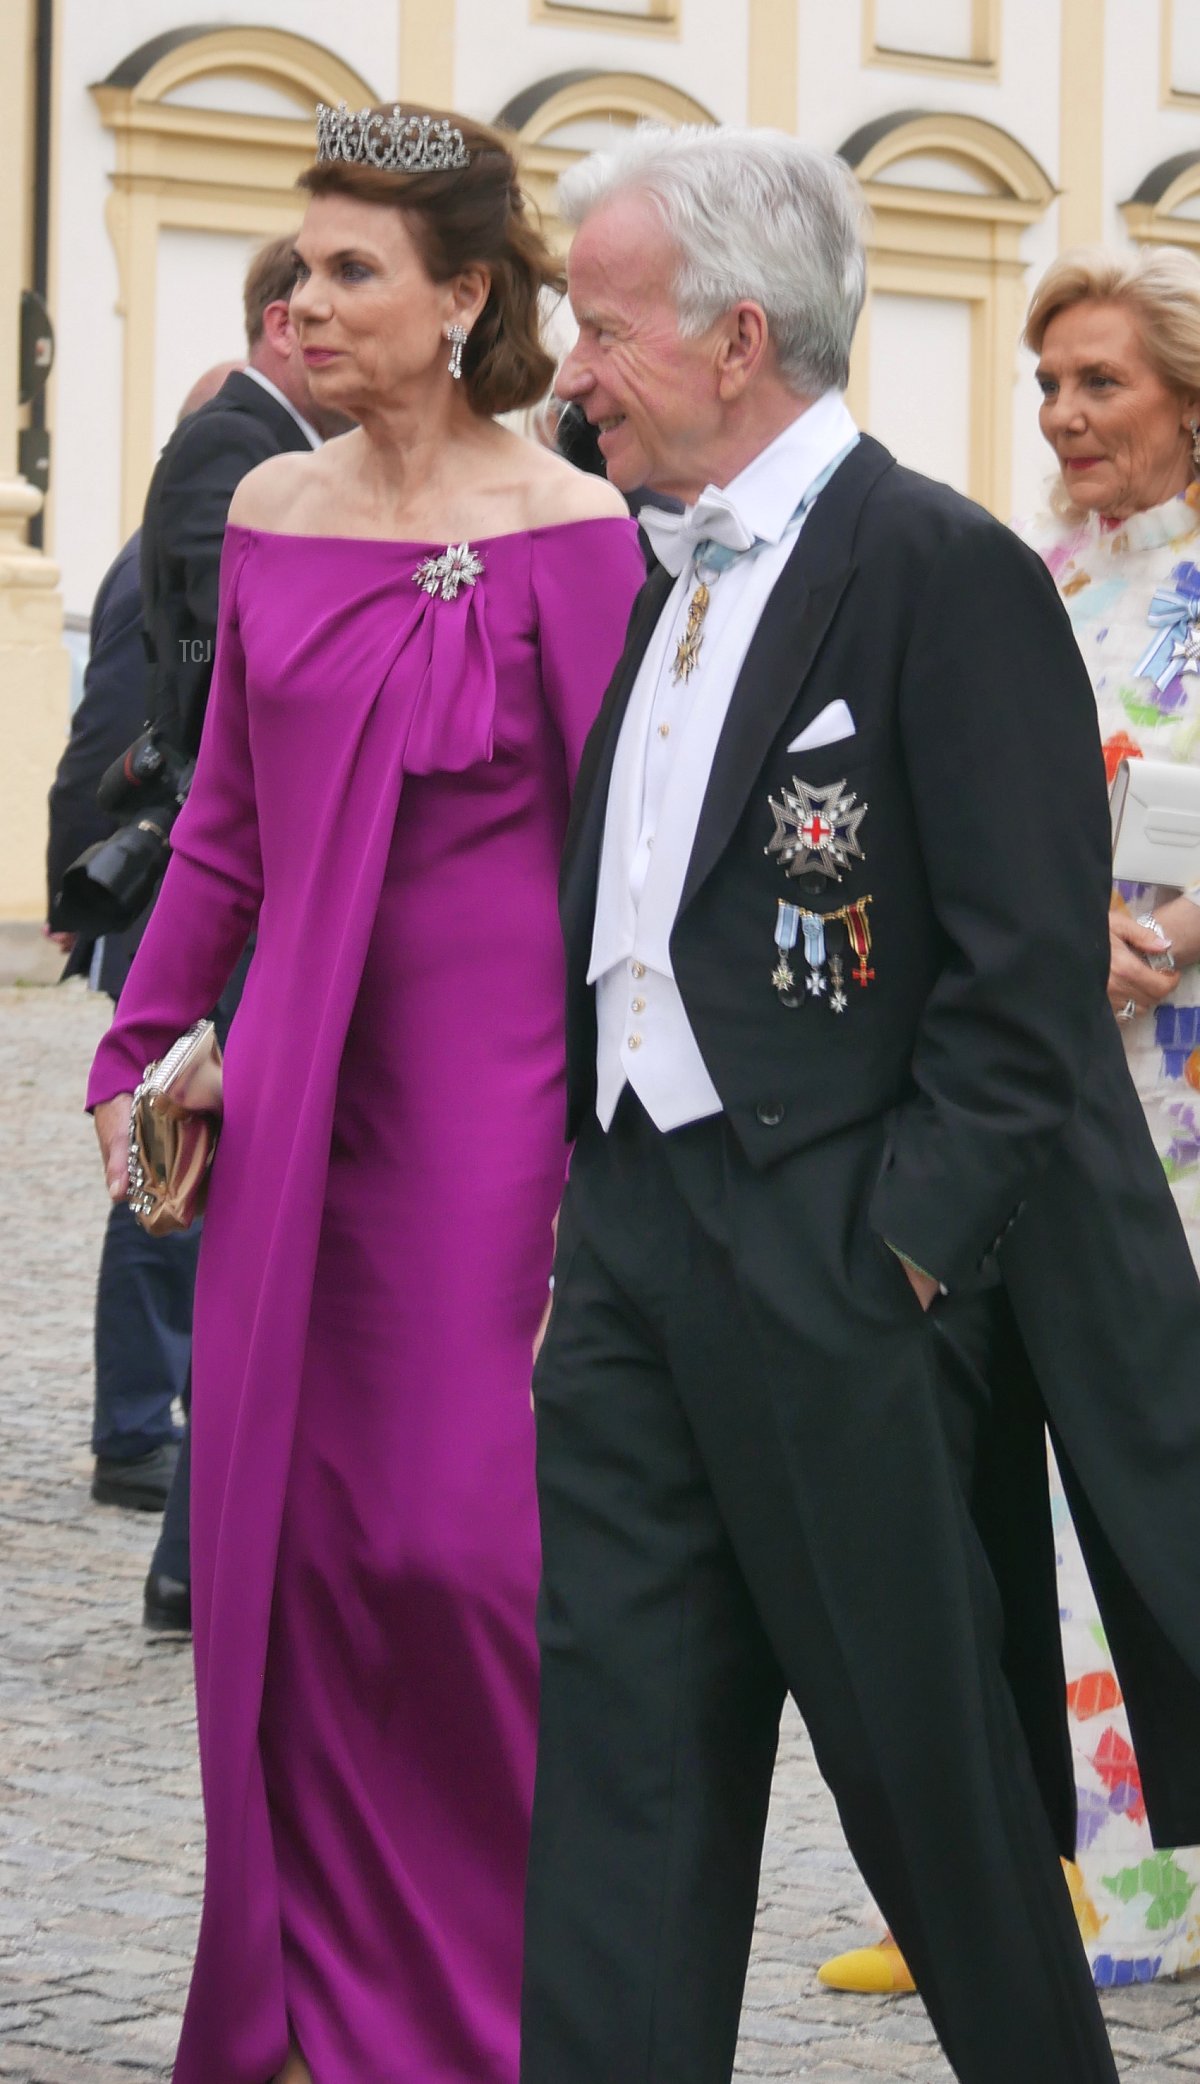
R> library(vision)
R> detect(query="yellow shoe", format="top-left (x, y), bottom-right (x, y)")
top-left (817, 1938), bottom-right (916, 1994)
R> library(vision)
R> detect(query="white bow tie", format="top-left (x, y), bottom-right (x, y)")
top-left (639, 487), bottom-right (758, 578)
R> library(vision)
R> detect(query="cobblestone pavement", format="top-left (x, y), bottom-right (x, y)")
top-left (2, 979), bottom-right (1199, 2082)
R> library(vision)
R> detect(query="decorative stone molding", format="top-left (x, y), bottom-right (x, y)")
top-left (531, 0), bottom-right (678, 34)
top-left (0, 476), bottom-right (70, 917)
top-left (1159, 0), bottom-right (1200, 110)
top-left (0, 0), bottom-right (70, 918)
top-left (863, 0), bottom-right (1001, 79)
top-left (839, 110), bottom-right (1055, 516)
top-left (92, 26), bottom-right (379, 535)
top-left (497, 69), bottom-right (718, 243)
top-left (1123, 152), bottom-right (1200, 250)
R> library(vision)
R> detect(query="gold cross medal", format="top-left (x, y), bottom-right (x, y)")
top-left (672, 580), bottom-right (711, 684)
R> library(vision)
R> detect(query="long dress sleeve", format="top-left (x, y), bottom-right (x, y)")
top-left (87, 528), bottom-right (263, 1107)
top-left (531, 518), bottom-right (647, 789)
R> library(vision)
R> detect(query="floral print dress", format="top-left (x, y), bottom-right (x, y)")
top-left (1028, 486), bottom-right (1200, 1984)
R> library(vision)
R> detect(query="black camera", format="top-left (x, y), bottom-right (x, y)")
top-left (95, 728), bottom-right (191, 818)
top-left (57, 729), bottom-right (195, 935)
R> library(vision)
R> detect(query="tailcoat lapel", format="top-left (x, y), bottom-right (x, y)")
top-left (561, 437), bottom-right (895, 972)
top-left (679, 435), bottom-right (894, 912)
top-left (561, 564), bottom-right (673, 959)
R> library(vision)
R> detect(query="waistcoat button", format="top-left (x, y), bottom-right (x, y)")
top-left (755, 1100), bottom-right (786, 1127)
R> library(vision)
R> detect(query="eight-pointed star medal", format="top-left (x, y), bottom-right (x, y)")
top-left (1172, 618), bottom-right (1200, 678)
top-left (765, 775), bottom-right (867, 882)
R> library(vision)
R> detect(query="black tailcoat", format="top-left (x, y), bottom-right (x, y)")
top-left (559, 435), bottom-right (1200, 1851)
top-left (140, 370), bottom-right (313, 760)
top-left (46, 531), bottom-right (151, 997)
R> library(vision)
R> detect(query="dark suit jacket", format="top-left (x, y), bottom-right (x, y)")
top-left (563, 433), bottom-right (1200, 1847)
top-left (46, 530), bottom-right (151, 997)
top-left (563, 436), bottom-right (1112, 1290)
top-left (140, 369), bottom-right (314, 760)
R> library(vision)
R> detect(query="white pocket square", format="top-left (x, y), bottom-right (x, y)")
top-left (788, 700), bottom-right (856, 754)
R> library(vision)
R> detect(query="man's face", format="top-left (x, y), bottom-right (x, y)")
top-left (558, 192), bottom-right (727, 500)
top-left (263, 295), bottom-right (353, 439)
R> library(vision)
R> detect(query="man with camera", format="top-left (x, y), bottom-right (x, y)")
top-left (60, 237), bottom-right (349, 932)
top-left (55, 236), bottom-right (348, 1629)
top-left (47, 363), bottom-right (241, 1559)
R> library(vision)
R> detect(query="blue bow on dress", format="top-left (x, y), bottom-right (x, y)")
top-left (1136, 576), bottom-right (1200, 691)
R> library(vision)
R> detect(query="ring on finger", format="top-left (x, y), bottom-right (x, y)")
top-left (1117, 998), bottom-right (1137, 1021)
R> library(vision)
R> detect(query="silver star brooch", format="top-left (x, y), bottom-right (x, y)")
top-left (765, 776), bottom-right (867, 882)
top-left (1171, 618), bottom-right (1200, 678)
top-left (413, 542), bottom-right (484, 602)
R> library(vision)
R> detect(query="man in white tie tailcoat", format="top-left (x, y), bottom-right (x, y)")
top-left (521, 123), bottom-right (1200, 2084)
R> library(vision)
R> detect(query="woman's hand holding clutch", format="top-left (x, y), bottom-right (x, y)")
top-left (94, 1094), bottom-right (133, 1203)
top-left (1108, 911), bottom-right (1181, 1018)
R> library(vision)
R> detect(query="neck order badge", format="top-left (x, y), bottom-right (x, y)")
top-left (668, 437), bottom-right (859, 687)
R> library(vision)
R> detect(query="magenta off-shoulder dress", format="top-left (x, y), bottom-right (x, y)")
top-left (87, 516), bottom-right (646, 2084)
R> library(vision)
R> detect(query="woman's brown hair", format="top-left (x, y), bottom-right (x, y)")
top-left (298, 107), bottom-right (562, 415)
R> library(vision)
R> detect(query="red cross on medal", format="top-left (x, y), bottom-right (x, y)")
top-left (765, 776), bottom-right (866, 882)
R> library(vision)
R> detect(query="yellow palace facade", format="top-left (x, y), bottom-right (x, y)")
top-left (2, 0), bottom-right (1199, 913)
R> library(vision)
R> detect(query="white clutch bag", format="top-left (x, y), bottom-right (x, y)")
top-left (1110, 756), bottom-right (1200, 888)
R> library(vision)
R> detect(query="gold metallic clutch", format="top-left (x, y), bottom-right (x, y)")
top-left (127, 1019), bottom-right (223, 1236)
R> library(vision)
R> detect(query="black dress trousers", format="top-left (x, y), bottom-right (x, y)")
top-left (521, 1093), bottom-right (1118, 2084)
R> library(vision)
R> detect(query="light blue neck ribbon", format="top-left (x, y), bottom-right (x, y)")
top-left (695, 435), bottom-right (860, 578)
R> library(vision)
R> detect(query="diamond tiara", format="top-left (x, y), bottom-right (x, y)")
top-left (315, 103), bottom-right (471, 174)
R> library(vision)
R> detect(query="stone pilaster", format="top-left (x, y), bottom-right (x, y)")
top-left (0, 0), bottom-right (69, 921)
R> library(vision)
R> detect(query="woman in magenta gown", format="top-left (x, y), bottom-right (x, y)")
top-left (88, 105), bottom-right (644, 2084)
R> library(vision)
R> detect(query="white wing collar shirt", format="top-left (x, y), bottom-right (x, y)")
top-left (589, 388), bottom-right (859, 1131)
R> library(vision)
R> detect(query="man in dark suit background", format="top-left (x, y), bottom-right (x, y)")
top-left (141, 235), bottom-right (350, 763)
top-left (519, 126), bottom-right (1200, 2084)
top-left (130, 237), bottom-right (348, 1629)
top-left (47, 359), bottom-right (244, 1001)
top-left (47, 525), bottom-right (201, 1520)
top-left (53, 238), bottom-right (348, 1629)
top-left (47, 362), bottom-right (241, 1540)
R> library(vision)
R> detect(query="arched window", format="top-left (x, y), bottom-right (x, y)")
top-left (1123, 154), bottom-right (1200, 253)
top-left (92, 26), bottom-right (378, 532)
top-left (497, 70), bottom-right (717, 245)
top-left (839, 110), bottom-right (1054, 516)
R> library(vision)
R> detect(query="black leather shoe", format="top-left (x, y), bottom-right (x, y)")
top-left (143, 1570), bottom-right (191, 1633)
top-left (91, 1440), bottom-right (180, 1512)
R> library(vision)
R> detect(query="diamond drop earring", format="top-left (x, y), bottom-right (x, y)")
top-left (1191, 418), bottom-right (1200, 469)
top-left (445, 324), bottom-right (469, 381)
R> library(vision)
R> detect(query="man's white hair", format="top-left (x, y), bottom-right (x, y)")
top-left (558, 124), bottom-right (868, 397)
